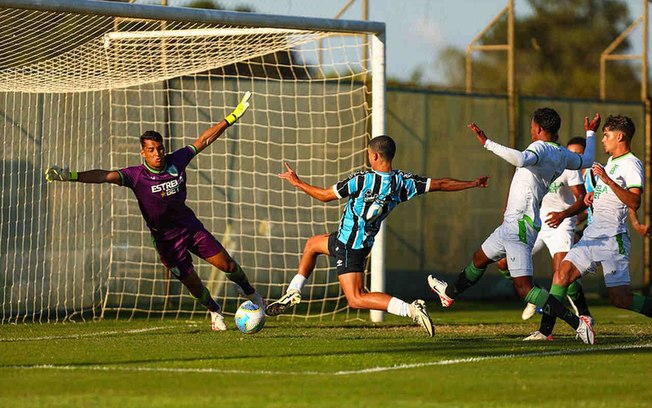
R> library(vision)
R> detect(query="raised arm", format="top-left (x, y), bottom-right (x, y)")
top-left (467, 123), bottom-right (537, 167)
top-left (428, 176), bottom-right (489, 192)
top-left (45, 166), bottom-right (121, 185)
top-left (191, 91), bottom-right (251, 154)
top-left (278, 162), bottom-right (338, 203)
top-left (574, 113), bottom-right (600, 169)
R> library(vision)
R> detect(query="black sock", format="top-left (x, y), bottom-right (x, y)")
top-left (542, 295), bottom-right (579, 329)
top-left (446, 270), bottom-right (474, 299)
top-left (538, 313), bottom-right (556, 336)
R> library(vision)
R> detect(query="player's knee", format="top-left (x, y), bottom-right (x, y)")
top-left (344, 291), bottom-right (365, 309)
top-left (304, 236), bottom-right (321, 253)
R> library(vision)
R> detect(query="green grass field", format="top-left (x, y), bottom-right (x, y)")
top-left (1, 301), bottom-right (651, 408)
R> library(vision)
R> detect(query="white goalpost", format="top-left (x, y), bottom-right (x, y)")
top-left (0, 0), bottom-right (386, 323)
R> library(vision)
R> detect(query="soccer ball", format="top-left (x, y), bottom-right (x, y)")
top-left (234, 300), bottom-right (266, 334)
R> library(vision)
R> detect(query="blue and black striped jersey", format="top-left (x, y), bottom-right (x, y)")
top-left (332, 169), bottom-right (430, 249)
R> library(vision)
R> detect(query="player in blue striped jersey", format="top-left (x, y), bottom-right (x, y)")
top-left (265, 135), bottom-right (489, 336)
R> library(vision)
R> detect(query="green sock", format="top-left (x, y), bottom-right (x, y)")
top-left (225, 261), bottom-right (255, 295)
top-left (499, 269), bottom-right (511, 280)
top-left (566, 281), bottom-right (580, 299)
top-left (524, 286), bottom-right (549, 307)
top-left (464, 262), bottom-right (486, 282)
top-left (631, 294), bottom-right (652, 317)
top-left (549, 284), bottom-right (568, 302)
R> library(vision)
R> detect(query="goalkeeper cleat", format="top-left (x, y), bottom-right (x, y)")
top-left (521, 303), bottom-right (538, 320)
top-left (409, 300), bottom-right (435, 337)
top-left (523, 331), bottom-right (554, 341)
top-left (427, 275), bottom-right (454, 307)
top-left (237, 287), bottom-right (266, 309)
top-left (247, 290), bottom-right (266, 309)
top-left (265, 289), bottom-right (301, 316)
top-left (210, 310), bottom-right (227, 331)
top-left (576, 315), bottom-right (595, 345)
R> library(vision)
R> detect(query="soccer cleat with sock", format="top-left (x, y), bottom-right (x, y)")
top-left (210, 309), bottom-right (227, 331)
top-left (521, 303), bottom-right (538, 320)
top-left (523, 331), bottom-right (553, 341)
top-left (409, 299), bottom-right (435, 337)
top-left (576, 315), bottom-right (595, 344)
top-left (427, 275), bottom-right (454, 307)
top-left (265, 289), bottom-right (301, 316)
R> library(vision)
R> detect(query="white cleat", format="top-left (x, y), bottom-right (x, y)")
top-left (409, 300), bottom-right (435, 337)
top-left (427, 275), bottom-right (454, 307)
top-left (521, 303), bottom-right (538, 320)
top-left (265, 289), bottom-right (301, 316)
top-left (210, 309), bottom-right (227, 331)
top-left (576, 315), bottom-right (595, 344)
top-left (523, 331), bottom-right (553, 341)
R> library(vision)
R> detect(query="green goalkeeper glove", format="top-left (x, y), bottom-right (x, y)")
top-left (45, 166), bottom-right (78, 182)
top-left (224, 91), bottom-right (251, 126)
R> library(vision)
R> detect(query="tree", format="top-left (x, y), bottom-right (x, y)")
top-left (439, 0), bottom-right (641, 100)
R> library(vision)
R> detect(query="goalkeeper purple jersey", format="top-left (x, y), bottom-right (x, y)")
top-left (117, 145), bottom-right (203, 240)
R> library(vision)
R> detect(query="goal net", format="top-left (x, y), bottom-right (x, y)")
top-left (0, 1), bottom-right (385, 323)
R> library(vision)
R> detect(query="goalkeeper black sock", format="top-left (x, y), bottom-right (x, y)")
top-left (567, 281), bottom-right (591, 316)
top-left (225, 261), bottom-right (255, 295)
top-left (193, 286), bottom-right (220, 313)
top-left (631, 293), bottom-right (652, 317)
top-left (446, 262), bottom-right (486, 299)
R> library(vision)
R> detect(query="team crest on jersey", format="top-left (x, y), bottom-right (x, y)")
top-left (167, 164), bottom-right (179, 177)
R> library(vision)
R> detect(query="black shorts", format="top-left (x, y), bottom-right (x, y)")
top-left (327, 232), bottom-right (371, 275)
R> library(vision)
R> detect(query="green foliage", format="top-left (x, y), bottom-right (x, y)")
top-left (440, 0), bottom-right (641, 100)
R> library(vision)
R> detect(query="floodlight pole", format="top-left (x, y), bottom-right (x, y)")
top-left (466, 0), bottom-right (516, 148)
top-left (600, 0), bottom-right (651, 294)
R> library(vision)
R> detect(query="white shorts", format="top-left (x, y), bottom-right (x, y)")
top-left (481, 220), bottom-right (538, 278)
top-left (563, 233), bottom-right (631, 288)
top-left (532, 227), bottom-right (574, 257)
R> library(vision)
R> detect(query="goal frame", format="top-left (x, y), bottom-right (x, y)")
top-left (0, 0), bottom-right (387, 322)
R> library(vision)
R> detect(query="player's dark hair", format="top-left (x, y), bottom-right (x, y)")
top-left (368, 135), bottom-right (396, 161)
top-left (567, 137), bottom-right (586, 148)
top-left (603, 115), bottom-right (635, 140)
top-left (532, 107), bottom-right (561, 135)
top-left (140, 130), bottom-right (163, 147)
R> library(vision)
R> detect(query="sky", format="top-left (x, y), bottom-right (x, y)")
top-left (136, 0), bottom-right (648, 86)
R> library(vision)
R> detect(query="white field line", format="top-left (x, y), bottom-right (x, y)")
top-left (4, 342), bottom-right (651, 376)
top-left (0, 325), bottom-right (195, 342)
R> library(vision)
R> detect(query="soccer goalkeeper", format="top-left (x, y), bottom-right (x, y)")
top-left (266, 135), bottom-right (490, 337)
top-left (45, 92), bottom-right (262, 331)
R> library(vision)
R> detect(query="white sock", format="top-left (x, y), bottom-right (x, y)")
top-left (387, 297), bottom-right (410, 317)
top-left (288, 274), bottom-right (307, 292)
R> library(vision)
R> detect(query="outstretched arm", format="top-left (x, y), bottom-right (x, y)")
top-left (428, 176), bottom-right (489, 192)
top-left (467, 123), bottom-right (536, 167)
top-left (278, 162), bottom-right (338, 202)
top-left (191, 91), bottom-right (251, 154)
top-left (45, 166), bottom-right (121, 185)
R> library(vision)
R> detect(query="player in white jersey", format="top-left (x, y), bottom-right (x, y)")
top-left (543, 115), bottom-right (652, 336)
top-left (428, 108), bottom-right (600, 344)
top-left (496, 137), bottom-right (594, 341)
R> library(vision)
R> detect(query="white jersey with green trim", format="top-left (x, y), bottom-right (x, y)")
top-left (498, 140), bottom-right (586, 229)
top-left (585, 152), bottom-right (643, 238)
top-left (539, 168), bottom-right (584, 231)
